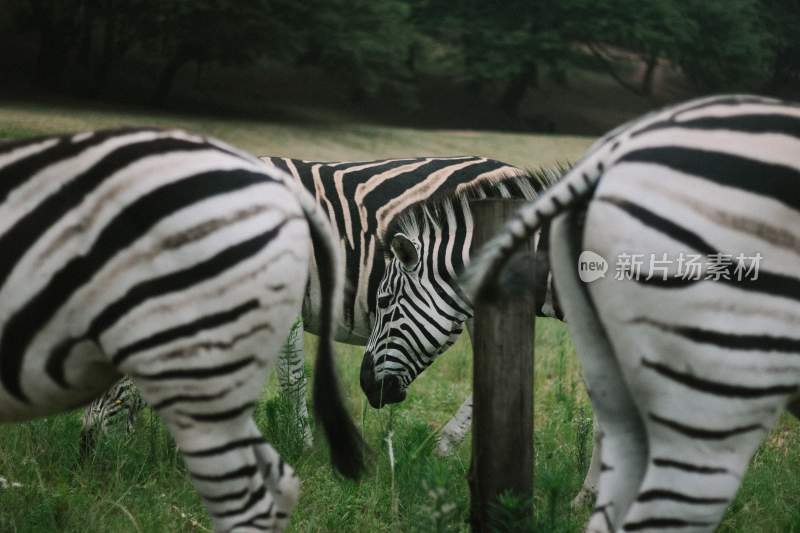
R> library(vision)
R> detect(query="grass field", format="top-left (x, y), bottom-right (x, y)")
top-left (1, 100), bottom-right (800, 532)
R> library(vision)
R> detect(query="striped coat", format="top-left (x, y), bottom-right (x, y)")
top-left (0, 128), bottom-right (362, 532)
top-left (462, 94), bottom-right (800, 531)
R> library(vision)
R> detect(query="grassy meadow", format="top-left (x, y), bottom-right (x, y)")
top-left (1, 100), bottom-right (800, 532)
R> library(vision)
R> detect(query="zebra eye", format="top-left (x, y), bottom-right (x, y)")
top-left (377, 294), bottom-right (393, 309)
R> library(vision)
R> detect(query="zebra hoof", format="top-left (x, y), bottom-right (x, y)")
top-left (274, 469), bottom-right (301, 516)
top-left (302, 429), bottom-right (314, 450)
top-left (435, 437), bottom-right (455, 457)
top-left (570, 486), bottom-right (597, 510)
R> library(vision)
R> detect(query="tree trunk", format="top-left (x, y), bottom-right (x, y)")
top-left (406, 41), bottom-right (420, 74)
top-left (30, 0), bottom-right (69, 89)
top-left (92, 5), bottom-right (118, 96)
top-left (498, 62), bottom-right (538, 118)
top-left (640, 53), bottom-right (658, 96)
top-left (151, 51), bottom-right (191, 106)
top-left (76, 0), bottom-right (96, 69)
top-left (587, 42), bottom-right (647, 97)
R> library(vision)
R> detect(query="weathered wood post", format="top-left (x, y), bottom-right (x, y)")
top-left (468, 199), bottom-right (535, 532)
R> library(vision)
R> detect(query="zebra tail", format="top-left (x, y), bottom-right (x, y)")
top-left (284, 174), bottom-right (367, 480)
top-left (459, 152), bottom-right (606, 304)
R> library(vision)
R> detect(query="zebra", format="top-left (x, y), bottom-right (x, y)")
top-left (82, 154), bottom-right (602, 503)
top-left (80, 375), bottom-right (144, 457)
top-left (352, 161), bottom-right (606, 502)
top-left (357, 166), bottom-right (563, 406)
top-left (0, 127), bottom-right (363, 532)
top-left (81, 156), bottom-right (531, 450)
top-left (268, 156), bottom-right (605, 505)
top-left (460, 94), bottom-right (800, 531)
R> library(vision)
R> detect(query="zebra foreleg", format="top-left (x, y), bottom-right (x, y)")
top-left (276, 318), bottom-right (313, 447)
top-left (435, 394), bottom-right (473, 456)
top-left (435, 317), bottom-right (476, 456)
top-left (434, 297), bottom-right (605, 513)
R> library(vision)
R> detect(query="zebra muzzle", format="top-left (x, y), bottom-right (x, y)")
top-left (360, 354), bottom-right (406, 408)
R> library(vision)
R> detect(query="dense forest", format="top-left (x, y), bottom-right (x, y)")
top-left (1, 0), bottom-right (798, 120)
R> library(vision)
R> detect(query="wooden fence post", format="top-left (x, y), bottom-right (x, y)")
top-left (468, 199), bottom-right (535, 532)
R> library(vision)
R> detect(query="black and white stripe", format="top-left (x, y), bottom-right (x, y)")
top-left (80, 375), bottom-right (143, 456)
top-left (462, 94), bottom-right (800, 531)
top-left (0, 128), bottom-right (363, 532)
top-left (83, 153), bottom-right (603, 506)
top-left (83, 155), bottom-right (530, 449)
top-left (264, 156), bottom-right (568, 450)
top-left (357, 167), bottom-right (562, 406)
top-left (267, 157), bottom-right (600, 496)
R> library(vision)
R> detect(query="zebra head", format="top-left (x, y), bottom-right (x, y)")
top-left (360, 206), bottom-right (473, 408)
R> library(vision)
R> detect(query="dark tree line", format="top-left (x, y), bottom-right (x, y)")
top-left (3, 0), bottom-right (799, 110)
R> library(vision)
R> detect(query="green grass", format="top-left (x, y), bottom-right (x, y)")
top-left (1, 100), bottom-right (799, 532)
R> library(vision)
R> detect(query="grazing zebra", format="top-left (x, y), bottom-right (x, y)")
top-left (351, 160), bottom-right (606, 502)
top-left (357, 166), bottom-right (563, 405)
top-left (461, 94), bottom-right (800, 531)
top-left (0, 128), bottom-right (363, 532)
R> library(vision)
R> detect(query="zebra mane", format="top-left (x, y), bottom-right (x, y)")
top-left (382, 163), bottom-right (568, 249)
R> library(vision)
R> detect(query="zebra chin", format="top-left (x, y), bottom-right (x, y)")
top-left (360, 355), bottom-right (407, 408)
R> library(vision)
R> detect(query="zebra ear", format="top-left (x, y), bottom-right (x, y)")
top-left (390, 233), bottom-right (420, 270)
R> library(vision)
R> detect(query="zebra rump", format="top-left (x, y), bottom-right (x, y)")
top-left (0, 127), bottom-right (363, 531)
top-left (462, 94), bottom-right (800, 531)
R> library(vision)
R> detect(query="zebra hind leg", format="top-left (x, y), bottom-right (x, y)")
top-left (618, 366), bottom-right (785, 532)
top-left (550, 211), bottom-right (648, 532)
top-left (138, 387), bottom-right (299, 532)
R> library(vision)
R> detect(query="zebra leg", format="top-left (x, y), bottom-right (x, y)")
top-left (571, 414), bottom-right (603, 509)
top-left (133, 368), bottom-right (300, 532)
top-left (79, 376), bottom-right (145, 458)
top-left (246, 418), bottom-right (301, 518)
top-left (619, 385), bottom-right (781, 532)
top-left (603, 313), bottom-right (785, 531)
top-left (125, 382), bottom-right (146, 435)
top-left (276, 318), bottom-right (313, 447)
top-left (163, 414), bottom-right (296, 532)
top-left (79, 402), bottom-right (100, 459)
top-left (435, 394), bottom-right (473, 456)
top-left (551, 212), bottom-right (648, 532)
top-left (787, 397), bottom-right (800, 419)
top-left (434, 317), bottom-right (476, 456)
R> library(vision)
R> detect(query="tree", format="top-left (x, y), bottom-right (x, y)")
top-left (414, 0), bottom-right (582, 118)
top-left (143, 0), bottom-right (297, 105)
top-left (673, 0), bottom-right (773, 91)
top-left (760, 0), bottom-right (800, 87)
top-left (293, 0), bottom-right (416, 105)
top-left (574, 0), bottom-right (687, 96)
top-left (24, 0), bottom-right (84, 89)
